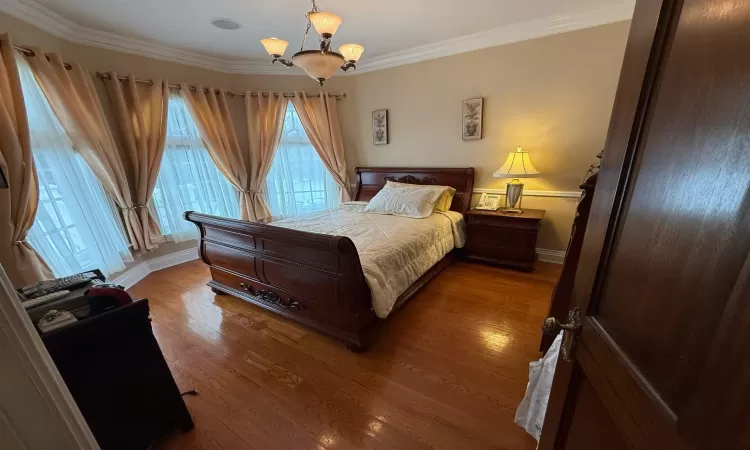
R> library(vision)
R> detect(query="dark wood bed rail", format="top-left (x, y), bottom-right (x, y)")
top-left (354, 167), bottom-right (475, 214)
top-left (184, 211), bottom-right (377, 349)
top-left (185, 167), bottom-right (475, 351)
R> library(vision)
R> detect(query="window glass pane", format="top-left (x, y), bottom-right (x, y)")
top-left (266, 104), bottom-right (340, 220)
top-left (150, 95), bottom-right (240, 242)
top-left (16, 52), bottom-right (133, 278)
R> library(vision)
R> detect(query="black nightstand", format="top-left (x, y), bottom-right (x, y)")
top-left (464, 208), bottom-right (546, 271)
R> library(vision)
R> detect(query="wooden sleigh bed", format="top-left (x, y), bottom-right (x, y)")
top-left (184, 167), bottom-right (475, 351)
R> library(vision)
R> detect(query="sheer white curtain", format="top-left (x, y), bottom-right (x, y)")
top-left (266, 104), bottom-right (339, 220)
top-left (151, 94), bottom-right (240, 241)
top-left (16, 53), bottom-right (133, 278)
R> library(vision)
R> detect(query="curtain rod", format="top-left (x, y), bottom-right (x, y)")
top-left (96, 72), bottom-right (345, 99)
top-left (6, 43), bottom-right (344, 100)
top-left (12, 44), bottom-right (73, 70)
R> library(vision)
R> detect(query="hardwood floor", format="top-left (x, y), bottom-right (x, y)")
top-left (129, 259), bottom-right (561, 450)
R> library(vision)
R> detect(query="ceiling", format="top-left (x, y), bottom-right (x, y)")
top-left (2, 0), bottom-right (634, 74)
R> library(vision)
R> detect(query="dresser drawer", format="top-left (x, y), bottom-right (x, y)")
top-left (466, 213), bottom-right (541, 231)
top-left (466, 225), bottom-right (537, 252)
top-left (464, 209), bottom-right (545, 271)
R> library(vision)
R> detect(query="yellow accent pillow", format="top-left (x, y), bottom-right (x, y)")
top-left (436, 187), bottom-right (457, 211)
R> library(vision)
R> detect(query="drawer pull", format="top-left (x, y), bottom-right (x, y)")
top-left (239, 282), bottom-right (256, 295)
top-left (258, 290), bottom-right (304, 310)
top-left (239, 282), bottom-right (304, 310)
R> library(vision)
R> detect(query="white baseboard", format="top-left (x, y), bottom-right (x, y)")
top-left (112, 248), bottom-right (199, 289)
top-left (111, 263), bottom-right (150, 290)
top-left (147, 248), bottom-right (200, 272)
top-left (537, 248), bottom-right (566, 265)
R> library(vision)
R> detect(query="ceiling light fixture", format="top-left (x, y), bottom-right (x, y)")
top-left (260, 0), bottom-right (364, 86)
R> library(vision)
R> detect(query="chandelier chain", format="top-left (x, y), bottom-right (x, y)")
top-left (300, 0), bottom-right (320, 52)
top-left (300, 21), bottom-right (311, 52)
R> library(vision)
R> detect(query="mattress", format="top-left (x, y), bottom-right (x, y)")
top-left (269, 202), bottom-right (466, 318)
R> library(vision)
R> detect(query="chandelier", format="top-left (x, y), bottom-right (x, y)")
top-left (260, 0), bottom-right (364, 86)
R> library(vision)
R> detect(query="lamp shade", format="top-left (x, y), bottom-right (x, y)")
top-left (493, 146), bottom-right (541, 178)
top-left (292, 51), bottom-right (345, 84)
top-left (260, 38), bottom-right (289, 56)
top-left (339, 44), bottom-right (364, 62)
top-left (309, 12), bottom-right (342, 37)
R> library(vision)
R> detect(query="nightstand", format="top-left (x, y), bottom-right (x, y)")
top-left (464, 208), bottom-right (545, 271)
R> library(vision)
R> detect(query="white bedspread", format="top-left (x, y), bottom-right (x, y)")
top-left (269, 202), bottom-right (466, 318)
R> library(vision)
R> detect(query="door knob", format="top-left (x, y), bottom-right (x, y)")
top-left (542, 308), bottom-right (581, 363)
top-left (543, 316), bottom-right (579, 334)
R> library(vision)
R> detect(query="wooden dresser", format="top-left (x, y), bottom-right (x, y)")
top-left (464, 208), bottom-right (545, 271)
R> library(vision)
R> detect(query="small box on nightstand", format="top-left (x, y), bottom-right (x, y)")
top-left (463, 208), bottom-right (545, 272)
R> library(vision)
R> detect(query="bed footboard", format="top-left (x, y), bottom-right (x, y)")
top-left (184, 212), bottom-right (377, 350)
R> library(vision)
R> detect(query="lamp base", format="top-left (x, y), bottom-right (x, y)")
top-left (504, 179), bottom-right (524, 213)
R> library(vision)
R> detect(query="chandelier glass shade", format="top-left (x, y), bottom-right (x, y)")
top-left (260, 38), bottom-right (289, 56)
top-left (292, 50), bottom-right (345, 81)
top-left (339, 44), bottom-right (364, 62)
top-left (260, 0), bottom-right (363, 85)
top-left (309, 12), bottom-right (342, 37)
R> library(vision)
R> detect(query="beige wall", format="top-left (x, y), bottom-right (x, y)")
top-left (338, 21), bottom-right (630, 250)
top-left (1, 11), bottom-right (630, 255)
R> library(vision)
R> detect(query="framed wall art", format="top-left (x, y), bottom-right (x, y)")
top-left (372, 109), bottom-right (389, 145)
top-left (462, 97), bottom-right (483, 141)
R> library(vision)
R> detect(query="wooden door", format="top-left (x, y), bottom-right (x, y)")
top-left (538, 0), bottom-right (750, 448)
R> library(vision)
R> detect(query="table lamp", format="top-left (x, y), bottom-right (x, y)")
top-left (493, 146), bottom-right (541, 213)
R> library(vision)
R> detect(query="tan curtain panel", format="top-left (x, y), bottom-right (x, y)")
top-left (104, 73), bottom-right (168, 250)
top-left (245, 91), bottom-right (288, 222)
top-left (23, 49), bottom-right (147, 251)
top-left (0, 35), bottom-right (53, 287)
top-left (291, 92), bottom-right (351, 201)
top-left (180, 85), bottom-right (254, 219)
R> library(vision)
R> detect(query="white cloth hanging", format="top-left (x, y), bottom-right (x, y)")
top-left (515, 332), bottom-right (563, 443)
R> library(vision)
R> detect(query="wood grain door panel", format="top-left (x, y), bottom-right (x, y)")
top-left (540, 0), bottom-right (750, 447)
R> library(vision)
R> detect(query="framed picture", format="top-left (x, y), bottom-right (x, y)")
top-left (372, 109), bottom-right (389, 145)
top-left (462, 97), bottom-right (483, 141)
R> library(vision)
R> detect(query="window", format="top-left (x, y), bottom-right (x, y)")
top-left (265, 104), bottom-right (339, 220)
top-left (17, 54), bottom-right (133, 278)
top-left (151, 95), bottom-right (240, 242)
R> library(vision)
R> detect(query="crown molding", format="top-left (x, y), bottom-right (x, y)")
top-left (0, 0), bottom-right (294, 75)
top-left (0, 0), bottom-right (634, 76)
top-left (354, 2), bottom-right (635, 73)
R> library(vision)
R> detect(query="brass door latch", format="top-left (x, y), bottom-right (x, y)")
top-left (543, 308), bottom-right (582, 363)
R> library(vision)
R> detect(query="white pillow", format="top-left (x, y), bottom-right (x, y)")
top-left (382, 181), bottom-right (456, 212)
top-left (364, 182), bottom-right (448, 218)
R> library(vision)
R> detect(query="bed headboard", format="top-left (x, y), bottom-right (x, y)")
top-left (354, 167), bottom-right (475, 214)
